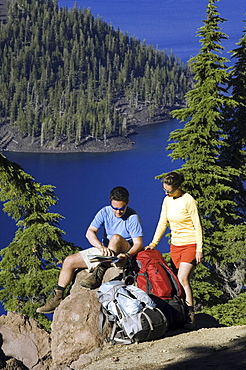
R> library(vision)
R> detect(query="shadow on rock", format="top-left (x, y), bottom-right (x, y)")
top-left (195, 312), bottom-right (225, 329)
top-left (160, 335), bottom-right (246, 370)
top-left (165, 312), bottom-right (224, 339)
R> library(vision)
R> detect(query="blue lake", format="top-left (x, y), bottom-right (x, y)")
top-left (1, 119), bottom-right (183, 255)
top-left (58, 0), bottom-right (246, 63)
top-left (1, 0), bottom-right (245, 316)
top-left (0, 119), bottom-right (183, 314)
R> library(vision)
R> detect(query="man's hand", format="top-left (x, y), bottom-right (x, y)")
top-left (117, 253), bottom-right (129, 260)
top-left (98, 246), bottom-right (115, 256)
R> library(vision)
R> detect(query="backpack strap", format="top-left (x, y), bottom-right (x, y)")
top-left (114, 288), bottom-right (140, 319)
top-left (99, 303), bottom-right (120, 334)
top-left (138, 272), bottom-right (152, 294)
top-left (114, 298), bottom-right (124, 319)
top-left (99, 305), bottom-right (115, 334)
top-left (99, 306), bottom-right (105, 334)
top-left (141, 307), bottom-right (167, 341)
top-left (158, 262), bottom-right (184, 298)
top-left (155, 307), bottom-right (167, 322)
top-left (108, 321), bottom-right (118, 343)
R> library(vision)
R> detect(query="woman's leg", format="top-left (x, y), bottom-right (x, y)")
top-left (177, 262), bottom-right (195, 307)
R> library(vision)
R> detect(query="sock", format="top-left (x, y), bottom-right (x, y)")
top-left (56, 285), bottom-right (65, 291)
top-left (101, 262), bottom-right (110, 268)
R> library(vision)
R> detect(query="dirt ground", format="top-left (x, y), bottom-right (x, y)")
top-left (82, 313), bottom-right (246, 369)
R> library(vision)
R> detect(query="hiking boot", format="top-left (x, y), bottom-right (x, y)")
top-left (80, 264), bottom-right (108, 289)
top-left (184, 311), bottom-right (196, 330)
top-left (36, 289), bottom-right (64, 314)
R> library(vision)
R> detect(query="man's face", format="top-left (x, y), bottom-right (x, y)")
top-left (110, 200), bottom-right (128, 218)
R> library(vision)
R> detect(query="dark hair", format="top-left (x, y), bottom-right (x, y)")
top-left (163, 172), bottom-right (184, 189)
top-left (109, 186), bottom-right (129, 203)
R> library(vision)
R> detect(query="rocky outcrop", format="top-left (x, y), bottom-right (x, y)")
top-left (0, 97), bottom-right (174, 153)
top-left (0, 267), bottom-right (245, 370)
top-left (0, 121), bottom-right (135, 154)
top-left (0, 267), bottom-right (123, 370)
top-left (0, 312), bottom-right (51, 369)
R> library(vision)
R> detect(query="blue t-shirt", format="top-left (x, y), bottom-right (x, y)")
top-left (90, 206), bottom-right (143, 243)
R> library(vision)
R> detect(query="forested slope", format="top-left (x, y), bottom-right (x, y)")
top-left (0, 0), bottom-right (190, 152)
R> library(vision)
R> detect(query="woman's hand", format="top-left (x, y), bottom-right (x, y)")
top-left (196, 251), bottom-right (203, 264)
top-left (144, 245), bottom-right (156, 250)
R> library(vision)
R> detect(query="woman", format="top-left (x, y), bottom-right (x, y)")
top-left (146, 172), bottom-right (203, 329)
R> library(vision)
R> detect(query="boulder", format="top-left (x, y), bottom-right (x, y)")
top-left (0, 266), bottom-right (122, 370)
top-left (0, 356), bottom-right (29, 370)
top-left (0, 339), bottom-right (29, 369)
top-left (0, 312), bottom-right (51, 369)
top-left (50, 266), bottom-right (122, 369)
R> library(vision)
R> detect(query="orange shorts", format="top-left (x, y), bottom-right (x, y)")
top-left (170, 244), bottom-right (196, 269)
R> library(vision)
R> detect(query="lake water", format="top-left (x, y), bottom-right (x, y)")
top-left (58, 0), bottom-right (246, 63)
top-left (1, 119), bottom-right (183, 255)
top-left (1, 0), bottom-right (245, 315)
top-left (0, 119), bottom-right (183, 314)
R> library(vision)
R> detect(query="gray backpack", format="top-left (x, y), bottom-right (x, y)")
top-left (97, 280), bottom-right (168, 344)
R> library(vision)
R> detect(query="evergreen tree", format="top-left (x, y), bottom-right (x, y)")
top-left (225, 19), bottom-right (246, 217)
top-left (158, 0), bottom-right (246, 307)
top-left (0, 0), bottom-right (189, 150)
top-left (0, 153), bottom-right (78, 329)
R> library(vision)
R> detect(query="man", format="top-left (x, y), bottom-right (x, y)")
top-left (37, 186), bottom-right (143, 314)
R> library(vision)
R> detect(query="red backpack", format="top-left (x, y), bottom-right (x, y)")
top-left (136, 249), bottom-right (185, 300)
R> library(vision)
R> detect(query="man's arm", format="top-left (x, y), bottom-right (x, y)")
top-left (128, 236), bottom-right (143, 256)
top-left (117, 236), bottom-right (143, 260)
top-left (86, 225), bottom-right (114, 256)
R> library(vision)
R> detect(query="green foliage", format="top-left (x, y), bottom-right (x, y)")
top-left (200, 292), bottom-right (246, 326)
top-left (157, 0), bottom-right (246, 308)
top-left (224, 20), bottom-right (246, 215)
top-left (0, 153), bottom-right (78, 330)
top-left (191, 263), bottom-right (224, 306)
top-left (0, 0), bottom-right (189, 148)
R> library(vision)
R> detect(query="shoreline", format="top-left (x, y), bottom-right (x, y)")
top-left (1, 135), bottom-right (136, 154)
top-left (0, 117), bottom-right (171, 154)
top-left (0, 109), bottom-right (174, 154)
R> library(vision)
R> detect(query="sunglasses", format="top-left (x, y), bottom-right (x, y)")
top-left (162, 186), bottom-right (177, 194)
top-left (110, 204), bottom-right (127, 211)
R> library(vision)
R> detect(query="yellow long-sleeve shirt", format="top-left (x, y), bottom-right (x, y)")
top-left (150, 192), bottom-right (203, 252)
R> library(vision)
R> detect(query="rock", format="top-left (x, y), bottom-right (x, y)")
top-left (50, 287), bottom-right (103, 369)
top-left (50, 267), bottom-right (122, 369)
top-left (0, 335), bottom-right (29, 369)
top-left (0, 122), bottom-right (135, 153)
top-left (0, 312), bottom-right (51, 369)
top-left (0, 267), bottom-right (123, 370)
top-left (102, 266), bottom-right (124, 283)
top-left (0, 267), bottom-right (245, 370)
top-left (0, 357), bottom-right (29, 370)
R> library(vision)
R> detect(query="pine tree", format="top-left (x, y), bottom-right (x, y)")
top-left (158, 0), bottom-right (246, 307)
top-left (225, 20), bottom-right (246, 217)
top-left (0, 153), bottom-right (78, 329)
top-left (0, 0), bottom-right (189, 149)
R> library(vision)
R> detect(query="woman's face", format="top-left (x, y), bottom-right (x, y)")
top-left (162, 183), bottom-right (179, 197)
